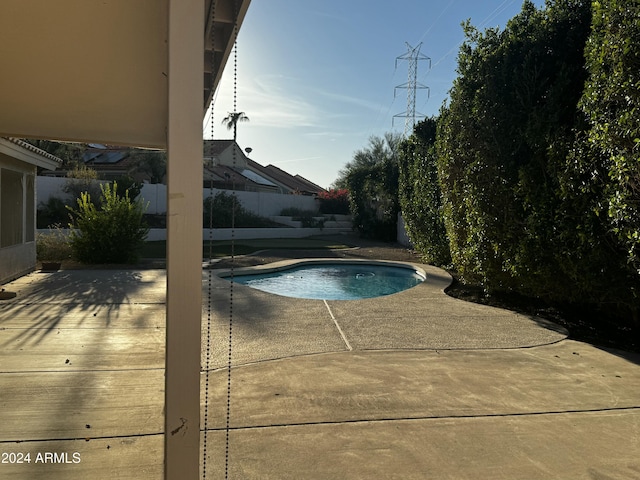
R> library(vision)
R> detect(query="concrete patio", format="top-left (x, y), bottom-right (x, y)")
top-left (0, 262), bottom-right (639, 479)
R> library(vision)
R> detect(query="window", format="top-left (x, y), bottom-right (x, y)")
top-left (0, 168), bottom-right (24, 247)
top-left (26, 174), bottom-right (35, 242)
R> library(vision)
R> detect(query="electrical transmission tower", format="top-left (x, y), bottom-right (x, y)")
top-left (393, 42), bottom-right (431, 137)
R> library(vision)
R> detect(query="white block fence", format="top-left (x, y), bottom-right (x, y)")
top-left (37, 177), bottom-right (354, 241)
top-left (37, 177), bottom-right (318, 216)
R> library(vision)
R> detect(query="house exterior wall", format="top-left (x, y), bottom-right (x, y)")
top-left (0, 242), bottom-right (36, 284)
top-left (216, 143), bottom-right (248, 169)
top-left (0, 155), bottom-right (37, 284)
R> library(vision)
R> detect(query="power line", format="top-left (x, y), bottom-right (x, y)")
top-left (393, 42), bottom-right (431, 137)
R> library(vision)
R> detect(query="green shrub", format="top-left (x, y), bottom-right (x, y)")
top-left (278, 207), bottom-right (324, 228)
top-left (279, 207), bottom-right (305, 217)
top-left (111, 175), bottom-right (143, 201)
top-left (581, 0), bottom-right (640, 278)
top-left (36, 225), bottom-right (72, 261)
top-left (317, 189), bottom-right (350, 214)
top-left (63, 165), bottom-right (102, 202)
top-left (398, 117), bottom-right (451, 266)
top-left (204, 192), bottom-right (279, 228)
top-left (37, 196), bottom-right (71, 229)
top-left (346, 159), bottom-right (399, 242)
top-left (67, 182), bottom-right (149, 264)
top-left (437, 0), bottom-right (591, 295)
top-left (558, 0), bottom-right (640, 317)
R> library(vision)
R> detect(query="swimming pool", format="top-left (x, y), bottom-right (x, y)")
top-left (226, 261), bottom-right (425, 300)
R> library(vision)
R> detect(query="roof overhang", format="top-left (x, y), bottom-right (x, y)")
top-left (0, 138), bottom-right (61, 170)
top-left (205, 0), bottom-right (251, 109)
top-left (0, 0), bottom-right (250, 149)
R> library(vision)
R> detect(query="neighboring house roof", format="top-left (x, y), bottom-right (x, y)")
top-left (239, 168), bottom-right (277, 187)
top-left (206, 140), bottom-right (325, 194)
top-left (82, 145), bottom-right (137, 176)
top-left (203, 139), bottom-right (249, 171)
top-left (294, 174), bottom-right (325, 194)
top-left (83, 146), bottom-right (128, 164)
top-left (245, 158), bottom-right (284, 190)
top-left (204, 163), bottom-right (278, 193)
top-left (262, 164), bottom-right (325, 195)
top-left (0, 138), bottom-right (61, 170)
top-left (204, 139), bottom-right (235, 157)
top-left (245, 158), bottom-right (324, 195)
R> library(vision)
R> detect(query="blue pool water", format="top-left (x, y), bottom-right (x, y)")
top-left (231, 263), bottom-right (424, 300)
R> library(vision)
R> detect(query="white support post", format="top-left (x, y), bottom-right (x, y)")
top-left (165, 0), bottom-right (204, 478)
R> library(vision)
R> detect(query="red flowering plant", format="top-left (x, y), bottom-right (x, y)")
top-left (317, 188), bottom-right (350, 214)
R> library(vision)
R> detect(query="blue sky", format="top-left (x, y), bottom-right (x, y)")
top-left (206, 0), bottom-right (546, 189)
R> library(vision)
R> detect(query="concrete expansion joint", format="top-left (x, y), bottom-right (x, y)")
top-left (201, 405), bottom-right (640, 433)
top-left (0, 431), bottom-right (163, 445)
top-left (323, 299), bottom-right (352, 351)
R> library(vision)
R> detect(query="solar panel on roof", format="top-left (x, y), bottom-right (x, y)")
top-left (240, 169), bottom-right (277, 186)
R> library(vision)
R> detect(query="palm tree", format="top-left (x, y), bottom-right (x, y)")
top-left (221, 111), bottom-right (249, 140)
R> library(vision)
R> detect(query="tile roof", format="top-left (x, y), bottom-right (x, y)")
top-left (294, 174), bottom-right (325, 193)
top-left (203, 139), bottom-right (235, 157)
top-left (262, 164), bottom-right (325, 195)
top-left (5, 138), bottom-right (62, 164)
top-left (204, 164), bottom-right (278, 192)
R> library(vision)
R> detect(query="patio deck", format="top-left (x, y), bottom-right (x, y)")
top-left (0, 264), bottom-right (639, 479)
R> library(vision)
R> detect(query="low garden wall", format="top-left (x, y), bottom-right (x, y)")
top-left (150, 228), bottom-right (340, 241)
top-left (37, 227), bottom-right (345, 242)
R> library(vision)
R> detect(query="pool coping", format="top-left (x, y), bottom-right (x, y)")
top-left (214, 257), bottom-right (430, 281)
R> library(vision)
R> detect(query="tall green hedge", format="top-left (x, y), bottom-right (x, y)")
top-left (433, 0), bottom-right (638, 320)
top-left (437, 0), bottom-right (592, 296)
top-left (564, 0), bottom-right (639, 314)
top-left (398, 118), bottom-right (451, 265)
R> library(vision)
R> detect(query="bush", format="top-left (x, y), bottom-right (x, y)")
top-left (36, 225), bottom-right (72, 261)
top-left (204, 192), bottom-right (279, 228)
top-left (346, 160), bottom-right (399, 242)
top-left (279, 207), bottom-right (306, 217)
top-left (581, 0), bottom-right (640, 279)
top-left (398, 118), bottom-right (451, 266)
top-left (278, 207), bottom-right (324, 228)
top-left (67, 182), bottom-right (149, 264)
top-left (317, 189), bottom-right (350, 214)
top-left (437, 0), bottom-right (591, 294)
top-left (558, 0), bottom-right (640, 317)
top-left (63, 165), bottom-right (102, 203)
top-left (111, 175), bottom-right (143, 201)
top-left (37, 196), bottom-right (72, 229)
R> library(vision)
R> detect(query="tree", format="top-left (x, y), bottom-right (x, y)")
top-left (63, 165), bottom-right (102, 203)
top-left (333, 132), bottom-right (403, 189)
top-left (341, 133), bottom-right (403, 241)
top-left (24, 139), bottom-right (85, 170)
top-left (127, 149), bottom-right (167, 184)
top-left (111, 175), bottom-right (143, 201)
top-left (222, 111), bottom-right (249, 140)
